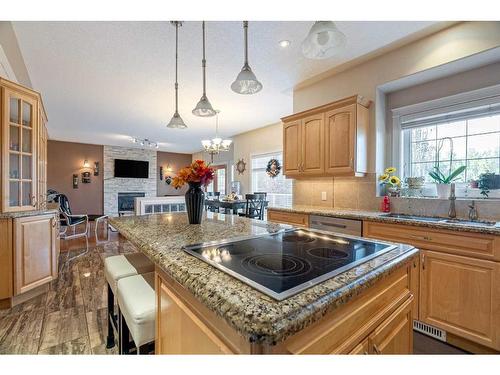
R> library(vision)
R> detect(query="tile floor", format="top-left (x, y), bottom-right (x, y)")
top-left (0, 228), bottom-right (136, 354)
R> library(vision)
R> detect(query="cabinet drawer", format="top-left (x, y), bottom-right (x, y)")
top-left (363, 221), bottom-right (500, 261)
top-left (267, 211), bottom-right (309, 227)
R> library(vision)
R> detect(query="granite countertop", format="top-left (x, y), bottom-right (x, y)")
top-left (0, 208), bottom-right (58, 219)
top-left (268, 205), bottom-right (500, 235)
top-left (109, 212), bottom-right (417, 345)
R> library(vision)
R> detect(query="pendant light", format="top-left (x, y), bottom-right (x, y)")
top-left (231, 21), bottom-right (262, 95)
top-left (301, 21), bottom-right (346, 60)
top-left (167, 21), bottom-right (187, 129)
top-left (192, 21), bottom-right (216, 117)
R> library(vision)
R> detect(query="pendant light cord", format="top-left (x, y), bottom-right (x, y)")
top-left (174, 21), bottom-right (179, 113)
top-left (243, 21), bottom-right (248, 65)
top-left (202, 21), bottom-right (207, 96)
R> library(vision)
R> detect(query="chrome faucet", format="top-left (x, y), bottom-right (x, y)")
top-left (448, 183), bottom-right (456, 219)
top-left (468, 200), bottom-right (478, 221)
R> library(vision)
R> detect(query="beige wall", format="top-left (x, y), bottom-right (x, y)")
top-left (47, 140), bottom-right (104, 215)
top-left (291, 21), bottom-right (500, 210)
top-left (157, 151), bottom-right (192, 196)
top-left (232, 122), bottom-right (283, 195)
top-left (0, 22), bottom-right (32, 87)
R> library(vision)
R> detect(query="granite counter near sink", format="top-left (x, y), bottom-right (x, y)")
top-left (0, 208), bottom-right (58, 219)
top-left (267, 206), bottom-right (500, 235)
top-left (108, 212), bottom-right (417, 349)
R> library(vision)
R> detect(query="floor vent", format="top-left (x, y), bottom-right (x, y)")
top-left (413, 320), bottom-right (447, 342)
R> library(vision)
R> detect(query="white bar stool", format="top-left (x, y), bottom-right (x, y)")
top-left (104, 253), bottom-right (154, 349)
top-left (117, 272), bottom-right (156, 354)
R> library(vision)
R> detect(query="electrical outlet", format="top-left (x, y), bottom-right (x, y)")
top-left (321, 191), bottom-right (327, 201)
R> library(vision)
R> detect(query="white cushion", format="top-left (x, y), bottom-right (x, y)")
top-left (117, 272), bottom-right (155, 347)
top-left (104, 254), bottom-right (153, 293)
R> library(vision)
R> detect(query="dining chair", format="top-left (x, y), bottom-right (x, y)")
top-left (205, 192), bottom-right (221, 212)
top-left (238, 194), bottom-right (266, 220)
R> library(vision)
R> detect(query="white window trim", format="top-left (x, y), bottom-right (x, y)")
top-left (392, 83), bottom-right (500, 177)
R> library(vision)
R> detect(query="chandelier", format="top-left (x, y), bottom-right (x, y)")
top-left (201, 111), bottom-right (232, 160)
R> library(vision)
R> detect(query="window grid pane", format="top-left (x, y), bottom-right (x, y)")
top-left (406, 114), bottom-right (500, 184)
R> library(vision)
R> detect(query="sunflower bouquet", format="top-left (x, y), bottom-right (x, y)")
top-left (379, 167), bottom-right (401, 195)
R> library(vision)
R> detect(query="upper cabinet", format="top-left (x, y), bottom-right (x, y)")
top-left (1, 78), bottom-right (48, 212)
top-left (282, 95), bottom-right (370, 178)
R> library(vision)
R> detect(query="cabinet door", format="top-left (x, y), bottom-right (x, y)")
top-left (369, 297), bottom-right (413, 354)
top-left (2, 88), bottom-right (38, 212)
top-left (324, 104), bottom-right (356, 175)
top-left (14, 214), bottom-right (57, 295)
top-left (283, 120), bottom-right (302, 176)
top-left (420, 250), bottom-right (500, 350)
top-left (348, 338), bottom-right (369, 355)
top-left (156, 277), bottom-right (233, 354)
top-left (301, 114), bottom-right (324, 175)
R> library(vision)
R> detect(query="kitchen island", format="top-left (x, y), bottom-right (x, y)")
top-left (109, 212), bottom-right (418, 354)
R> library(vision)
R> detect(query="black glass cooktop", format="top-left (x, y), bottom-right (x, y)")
top-left (183, 229), bottom-right (396, 300)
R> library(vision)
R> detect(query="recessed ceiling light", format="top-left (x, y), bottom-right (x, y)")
top-left (279, 40), bottom-right (291, 48)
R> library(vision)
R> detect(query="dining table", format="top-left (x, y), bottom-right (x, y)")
top-left (204, 199), bottom-right (269, 215)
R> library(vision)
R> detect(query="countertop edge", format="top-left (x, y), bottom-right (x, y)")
top-left (267, 207), bottom-right (500, 235)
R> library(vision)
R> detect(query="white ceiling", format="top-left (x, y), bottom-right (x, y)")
top-left (13, 21), bottom-right (439, 153)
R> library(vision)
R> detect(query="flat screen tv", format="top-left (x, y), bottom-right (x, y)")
top-left (114, 159), bottom-right (149, 178)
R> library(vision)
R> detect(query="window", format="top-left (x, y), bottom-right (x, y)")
top-left (206, 165), bottom-right (227, 195)
top-left (251, 152), bottom-right (293, 207)
top-left (404, 116), bottom-right (500, 183)
top-left (396, 88), bottom-right (500, 198)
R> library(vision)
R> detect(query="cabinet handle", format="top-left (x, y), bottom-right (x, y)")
top-left (408, 234), bottom-right (432, 241)
top-left (350, 158), bottom-right (354, 168)
top-left (372, 344), bottom-right (381, 354)
top-left (363, 350), bottom-right (369, 355)
top-left (422, 254), bottom-right (425, 270)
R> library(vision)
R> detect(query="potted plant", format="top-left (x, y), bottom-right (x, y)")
top-left (428, 165), bottom-right (466, 198)
top-left (378, 167), bottom-right (401, 196)
top-left (173, 160), bottom-right (215, 224)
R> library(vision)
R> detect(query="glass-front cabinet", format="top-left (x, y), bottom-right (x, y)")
top-left (1, 80), bottom-right (42, 212)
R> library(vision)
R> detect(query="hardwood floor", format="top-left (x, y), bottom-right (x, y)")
top-left (0, 225), bottom-right (135, 354)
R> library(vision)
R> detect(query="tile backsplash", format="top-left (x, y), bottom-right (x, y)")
top-left (292, 174), bottom-right (500, 221)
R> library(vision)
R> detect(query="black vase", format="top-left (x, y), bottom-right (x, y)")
top-left (185, 181), bottom-right (205, 224)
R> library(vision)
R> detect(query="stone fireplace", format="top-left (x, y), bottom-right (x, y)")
top-left (117, 192), bottom-right (145, 215)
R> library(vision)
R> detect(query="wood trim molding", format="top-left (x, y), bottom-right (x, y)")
top-left (281, 95), bottom-right (371, 123)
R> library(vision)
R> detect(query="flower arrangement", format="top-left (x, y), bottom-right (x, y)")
top-left (378, 167), bottom-right (401, 187)
top-left (172, 160), bottom-right (215, 189)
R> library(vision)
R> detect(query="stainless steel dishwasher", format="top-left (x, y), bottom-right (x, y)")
top-left (309, 215), bottom-right (362, 236)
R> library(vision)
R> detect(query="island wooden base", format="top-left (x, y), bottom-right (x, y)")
top-left (155, 257), bottom-right (416, 354)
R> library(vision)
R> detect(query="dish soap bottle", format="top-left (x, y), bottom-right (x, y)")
top-left (381, 196), bottom-right (391, 213)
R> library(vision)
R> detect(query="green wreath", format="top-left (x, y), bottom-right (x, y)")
top-left (266, 158), bottom-right (281, 178)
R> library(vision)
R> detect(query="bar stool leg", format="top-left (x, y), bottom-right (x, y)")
top-left (118, 309), bottom-right (131, 354)
top-left (106, 284), bottom-right (115, 349)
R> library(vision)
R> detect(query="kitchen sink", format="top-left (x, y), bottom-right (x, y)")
top-left (379, 213), bottom-right (443, 222)
top-left (380, 213), bottom-right (499, 227)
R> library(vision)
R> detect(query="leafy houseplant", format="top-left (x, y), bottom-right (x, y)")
top-left (173, 160), bottom-right (215, 224)
top-left (428, 165), bottom-right (466, 198)
top-left (428, 137), bottom-right (466, 198)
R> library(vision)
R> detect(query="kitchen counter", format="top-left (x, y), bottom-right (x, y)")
top-left (109, 212), bottom-right (417, 346)
top-left (267, 205), bottom-right (500, 235)
top-left (0, 208), bottom-right (58, 219)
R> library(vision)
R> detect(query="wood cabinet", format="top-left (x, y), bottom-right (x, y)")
top-left (14, 214), bottom-right (58, 295)
top-left (368, 297), bottom-right (413, 354)
top-left (363, 220), bottom-right (500, 352)
top-left (155, 257), bottom-right (415, 354)
top-left (267, 210), bottom-right (309, 227)
top-left (282, 95), bottom-right (370, 178)
top-left (420, 250), bottom-right (500, 350)
top-left (0, 77), bottom-right (48, 213)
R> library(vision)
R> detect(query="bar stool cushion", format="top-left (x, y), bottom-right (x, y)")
top-left (117, 272), bottom-right (156, 348)
top-left (104, 253), bottom-right (154, 294)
